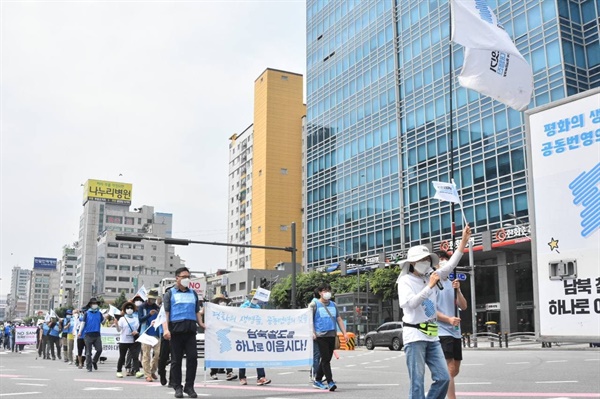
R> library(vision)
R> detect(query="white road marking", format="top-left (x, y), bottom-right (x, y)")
top-left (277, 372), bottom-right (294, 375)
top-left (546, 360), bottom-right (568, 363)
top-left (535, 380), bottom-right (578, 384)
top-left (0, 393), bottom-right (42, 397)
top-left (364, 366), bottom-right (390, 369)
top-left (83, 387), bottom-right (123, 391)
top-left (506, 362), bottom-right (530, 364)
top-left (360, 362), bottom-right (371, 364)
top-left (10, 378), bottom-right (50, 381)
top-left (345, 364), bottom-right (356, 367)
top-left (16, 384), bottom-right (46, 387)
top-left (357, 383), bottom-right (400, 386)
top-left (584, 358), bottom-right (600, 361)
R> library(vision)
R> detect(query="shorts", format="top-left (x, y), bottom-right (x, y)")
top-left (439, 336), bottom-right (462, 361)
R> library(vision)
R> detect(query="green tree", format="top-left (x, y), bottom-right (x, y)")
top-left (369, 266), bottom-right (400, 301)
top-left (112, 291), bottom-right (128, 310)
top-left (270, 272), bottom-right (334, 308)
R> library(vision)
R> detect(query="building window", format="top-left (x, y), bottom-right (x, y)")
top-left (106, 215), bottom-right (123, 224)
top-left (280, 225), bottom-right (288, 231)
top-left (239, 282), bottom-right (246, 290)
top-left (107, 253), bottom-right (118, 259)
top-left (108, 242), bottom-right (119, 248)
top-left (120, 243), bottom-right (132, 249)
top-left (106, 276), bottom-right (117, 281)
top-left (132, 255), bottom-right (144, 261)
top-left (119, 265), bottom-right (130, 271)
top-left (118, 277), bottom-right (129, 282)
top-left (106, 265), bottom-right (118, 270)
top-left (281, 168), bottom-right (288, 175)
top-left (120, 254), bottom-right (131, 260)
top-left (133, 244), bottom-right (144, 250)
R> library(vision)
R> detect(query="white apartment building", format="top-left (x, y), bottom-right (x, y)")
top-left (227, 125), bottom-right (254, 271)
top-left (58, 245), bottom-right (78, 308)
top-left (9, 266), bottom-right (30, 319)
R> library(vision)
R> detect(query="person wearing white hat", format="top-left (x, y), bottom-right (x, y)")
top-left (397, 225), bottom-right (471, 399)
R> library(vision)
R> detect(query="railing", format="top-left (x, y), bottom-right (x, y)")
top-left (462, 332), bottom-right (596, 348)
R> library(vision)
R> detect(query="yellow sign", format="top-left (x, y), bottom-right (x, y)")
top-left (83, 179), bottom-right (132, 205)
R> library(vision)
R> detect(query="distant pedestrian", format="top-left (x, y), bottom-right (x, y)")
top-left (435, 250), bottom-right (468, 399)
top-left (62, 310), bottom-right (74, 364)
top-left (79, 297), bottom-right (106, 372)
top-left (139, 289), bottom-right (161, 382)
top-left (114, 301), bottom-right (141, 378)
top-left (47, 317), bottom-right (62, 360)
top-left (162, 267), bottom-right (202, 398)
top-left (309, 282), bottom-right (348, 392)
top-left (397, 225), bottom-right (471, 399)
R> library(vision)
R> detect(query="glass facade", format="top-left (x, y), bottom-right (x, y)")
top-left (305, 0), bottom-right (599, 270)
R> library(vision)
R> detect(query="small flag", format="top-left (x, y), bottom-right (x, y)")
top-left (152, 305), bottom-right (166, 329)
top-left (49, 309), bottom-right (57, 319)
top-left (135, 285), bottom-right (148, 301)
top-left (432, 181), bottom-right (461, 204)
top-left (109, 305), bottom-right (121, 317)
top-left (252, 287), bottom-right (271, 303)
top-left (136, 332), bottom-right (159, 346)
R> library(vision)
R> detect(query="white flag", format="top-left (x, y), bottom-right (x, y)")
top-left (44, 313), bottom-right (50, 322)
top-left (152, 305), bottom-right (166, 329)
top-left (136, 333), bottom-right (159, 346)
top-left (432, 180), bottom-right (461, 204)
top-left (252, 287), bottom-right (271, 303)
top-left (49, 309), bottom-right (57, 319)
top-left (109, 304), bottom-right (121, 317)
top-left (451, 0), bottom-right (533, 111)
top-left (135, 285), bottom-right (148, 301)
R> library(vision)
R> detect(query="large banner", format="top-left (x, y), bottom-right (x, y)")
top-left (204, 303), bottom-right (313, 368)
top-left (83, 179), bottom-right (132, 205)
top-left (15, 327), bottom-right (38, 345)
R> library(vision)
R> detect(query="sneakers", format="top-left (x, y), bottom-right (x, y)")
top-left (239, 378), bottom-right (247, 385)
top-left (183, 387), bottom-right (198, 398)
top-left (209, 374), bottom-right (218, 380)
top-left (257, 377), bottom-right (271, 386)
top-left (92, 362), bottom-right (98, 370)
top-left (174, 387), bottom-right (184, 398)
top-left (312, 381), bottom-right (327, 390)
top-left (135, 371), bottom-right (145, 378)
top-left (226, 372), bottom-right (238, 381)
top-left (328, 381), bottom-right (337, 391)
top-left (116, 372), bottom-right (124, 378)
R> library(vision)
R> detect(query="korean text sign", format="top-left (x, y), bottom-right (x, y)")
top-left (204, 303), bottom-right (313, 369)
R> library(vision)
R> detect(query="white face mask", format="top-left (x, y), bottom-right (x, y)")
top-left (250, 299), bottom-right (258, 305)
top-left (413, 260), bottom-right (430, 275)
top-left (91, 304), bottom-right (99, 310)
top-left (218, 301), bottom-right (227, 306)
top-left (322, 292), bottom-right (332, 300)
top-left (134, 301), bottom-right (143, 307)
top-left (180, 278), bottom-right (190, 288)
top-left (126, 309), bottom-right (134, 315)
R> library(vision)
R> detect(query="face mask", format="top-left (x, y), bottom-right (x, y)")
top-left (251, 299), bottom-right (258, 305)
top-left (413, 260), bottom-right (430, 275)
top-left (66, 315), bottom-right (72, 319)
top-left (323, 292), bottom-right (332, 300)
top-left (218, 301), bottom-right (227, 306)
top-left (91, 304), bottom-right (99, 310)
top-left (180, 278), bottom-right (190, 288)
top-left (126, 309), bottom-right (134, 315)
top-left (134, 301), bottom-right (143, 307)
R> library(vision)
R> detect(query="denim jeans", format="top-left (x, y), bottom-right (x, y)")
top-left (311, 340), bottom-right (321, 378)
top-left (404, 340), bottom-right (450, 399)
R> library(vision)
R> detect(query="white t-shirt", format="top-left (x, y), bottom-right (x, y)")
top-left (397, 250), bottom-right (462, 345)
top-left (118, 316), bottom-right (140, 344)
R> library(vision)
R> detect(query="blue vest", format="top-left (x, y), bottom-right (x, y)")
top-left (49, 323), bottom-right (60, 337)
top-left (83, 310), bottom-right (102, 334)
top-left (169, 287), bottom-right (197, 323)
top-left (42, 324), bottom-right (50, 336)
top-left (314, 301), bottom-right (337, 333)
top-left (62, 317), bottom-right (73, 334)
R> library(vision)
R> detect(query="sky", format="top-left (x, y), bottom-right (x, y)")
top-left (0, 0), bottom-right (307, 297)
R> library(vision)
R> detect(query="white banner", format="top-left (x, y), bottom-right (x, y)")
top-left (100, 326), bottom-right (120, 358)
top-left (253, 287), bottom-right (271, 303)
top-left (15, 327), bottom-right (37, 345)
top-left (432, 180), bottom-right (461, 204)
top-left (204, 303), bottom-right (313, 369)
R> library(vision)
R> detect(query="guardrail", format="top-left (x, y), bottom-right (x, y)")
top-left (462, 332), bottom-right (598, 348)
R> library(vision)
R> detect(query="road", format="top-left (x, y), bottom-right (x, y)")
top-left (1, 346), bottom-right (599, 398)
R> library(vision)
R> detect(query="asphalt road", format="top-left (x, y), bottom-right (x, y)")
top-left (1, 346), bottom-right (599, 398)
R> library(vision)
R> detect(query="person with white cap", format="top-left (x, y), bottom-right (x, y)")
top-left (397, 225), bottom-right (471, 399)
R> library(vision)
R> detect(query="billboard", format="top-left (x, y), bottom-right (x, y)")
top-left (33, 257), bottom-right (57, 270)
top-left (83, 179), bottom-right (132, 205)
top-left (526, 88), bottom-right (600, 341)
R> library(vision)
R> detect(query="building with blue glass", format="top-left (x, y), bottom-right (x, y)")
top-left (304, 0), bottom-right (599, 333)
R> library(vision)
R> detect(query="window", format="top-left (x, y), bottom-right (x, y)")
top-left (239, 282), bottom-right (246, 290)
top-left (120, 243), bottom-right (132, 249)
top-left (118, 277), bottom-right (130, 282)
top-left (106, 264), bottom-right (117, 270)
top-left (132, 255), bottom-right (144, 261)
top-left (281, 168), bottom-right (288, 175)
top-left (120, 254), bottom-right (131, 260)
top-left (107, 253), bottom-right (118, 259)
top-left (106, 276), bottom-right (117, 281)
top-left (107, 242), bottom-right (119, 248)
top-left (106, 215), bottom-right (122, 224)
top-left (133, 244), bottom-right (144, 250)
top-left (119, 265), bottom-right (130, 271)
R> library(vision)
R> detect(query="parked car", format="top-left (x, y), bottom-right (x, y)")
top-left (364, 322), bottom-right (403, 351)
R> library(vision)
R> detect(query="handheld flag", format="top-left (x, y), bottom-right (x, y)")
top-left (136, 332), bottom-right (159, 346)
top-left (109, 304), bottom-right (121, 317)
top-left (432, 180), bottom-right (461, 204)
top-left (252, 287), bottom-right (271, 303)
top-left (49, 309), bottom-right (57, 319)
top-left (135, 285), bottom-right (148, 301)
top-left (451, 0), bottom-right (533, 111)
top-left (152, 305), bottom-right (166, 329)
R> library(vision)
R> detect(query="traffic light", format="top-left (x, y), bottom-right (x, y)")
top-left (345, 257), bottom-right (366, 265)
top-left (259, 277), bottom-right (268, 289)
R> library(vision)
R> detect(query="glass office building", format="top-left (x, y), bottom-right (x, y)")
top-left (304, 0), bottom-right (599, 332)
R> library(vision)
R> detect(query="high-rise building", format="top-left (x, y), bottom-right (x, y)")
top-left (8, 266), bottom-right (30, 319)
top-left (58, 244), bottom-right (78, 308)
top-left (76, 180), bottom-right (183, 306)
top-left (304, 0), bottom-right (599, 333)
top-left (27, 257), bottom-right (59, 315)
top-left (227, 68), bottom-right (305, 271)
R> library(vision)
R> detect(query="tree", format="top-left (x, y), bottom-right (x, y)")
top-left (112, 291), bottom-right (128, 310)
top-left (270, 272), bottom-right (333, 309)
top-left (369, 266), bottom-right (400, 301)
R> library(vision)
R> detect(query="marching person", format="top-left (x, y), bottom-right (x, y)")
top-left (162, 267), bottom-right (203, 398)
top-left (436, 250), bottom-right (468, 399)
top-left (139, 289), bottom-right (161, 382)
top-left (205, 294), bottom-right (237, 382)
top-left (78, 297), bottom-right (106, 372)
top-left (74, 309), bottom-right (86, 369)
top-left (397, 225), bottom-right (471, 399)
top-left (62, 310), bottom-right (74, 364)
top-left (47, 316), bottom-right (62, 360)
top-left (237, 295), bottom-right (270, 386)
top-left (114, 301), bottom-right (141, 378)
top-left (309, 282), bottom-right (348, 392)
